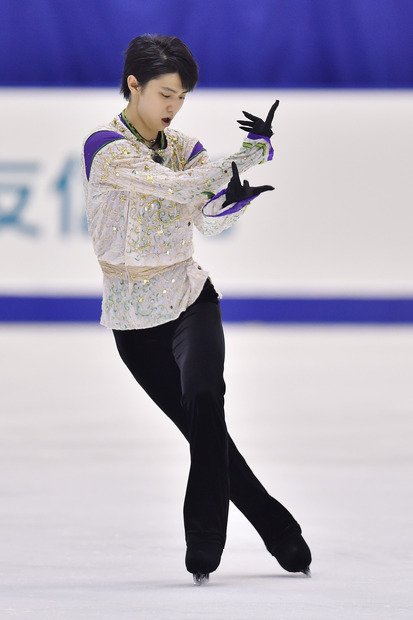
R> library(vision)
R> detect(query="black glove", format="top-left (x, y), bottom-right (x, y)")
top-left (237, 100), bottom-right (279, 138)
top-left (222, 162), bottom-right (274, 208)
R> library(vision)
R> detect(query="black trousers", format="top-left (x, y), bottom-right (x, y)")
top-left (113, 280), bottom-right (299, 551)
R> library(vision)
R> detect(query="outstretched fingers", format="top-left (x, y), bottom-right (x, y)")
top-left (231, 161), bottom-right (241, 185)
top-left (257, 184), bottom-right (275, 193)
top-left (265, 100), bottom-right (280, 126)
top-left (241, 110), bottom-right (259, 122)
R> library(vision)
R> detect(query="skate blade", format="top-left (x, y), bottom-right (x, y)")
top-left (193, 572), bottom-right (209, 586)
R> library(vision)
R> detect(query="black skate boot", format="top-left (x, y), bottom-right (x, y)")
top-left (185, 542), bottom-right (223, 586)
top-left (268, 525), bottom-right (312, 576)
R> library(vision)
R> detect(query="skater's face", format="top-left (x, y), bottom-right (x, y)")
top-left (127, 72), bottom-right (187, 139)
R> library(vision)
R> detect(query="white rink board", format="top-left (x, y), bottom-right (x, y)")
top-left (0, 88), bottom-right (412, 296)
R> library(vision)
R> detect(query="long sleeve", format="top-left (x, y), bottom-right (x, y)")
top-left (86, 133), bottom-right (272, 206)
top-left (184, 138), bottom-right (272, 236)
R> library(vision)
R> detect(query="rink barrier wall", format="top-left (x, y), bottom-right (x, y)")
top-left (1, 90), bottom-right (412, 301)
top-left (1, 296), bottom-right (413, 324)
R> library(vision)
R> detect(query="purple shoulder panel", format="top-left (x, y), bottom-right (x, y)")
top-left (187, 141), bottom-right (206, 163)
top-left (84, 130), bottom-right (124, 180)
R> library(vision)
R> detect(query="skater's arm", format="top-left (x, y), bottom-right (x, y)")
top-left (188, 101), bottom-right (279, 235)
top-left (84, 132), bottom-right (272, 206)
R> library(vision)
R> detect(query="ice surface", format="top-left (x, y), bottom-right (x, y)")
top-left (0, 324), bottom-right (412, 619)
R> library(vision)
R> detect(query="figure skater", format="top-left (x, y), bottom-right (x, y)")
top-left (82, 34), bottom-right (311, 585)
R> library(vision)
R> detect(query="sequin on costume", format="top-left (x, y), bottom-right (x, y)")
top-left (82, 112), bottom-right (273, 329)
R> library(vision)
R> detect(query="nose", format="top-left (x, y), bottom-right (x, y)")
top-left (171, 99), bottom-right (183, 114)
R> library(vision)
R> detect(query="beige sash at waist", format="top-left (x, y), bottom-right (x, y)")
top-left (99, 259), bottom-right (190, 281)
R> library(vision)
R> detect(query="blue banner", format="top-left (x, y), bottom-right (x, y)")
top-left (1, 0), bottom-right (412, 88)
top-left (2, 295), bottom-right (413, 324)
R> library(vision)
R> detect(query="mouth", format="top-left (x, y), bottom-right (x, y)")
top-left (162, 117), bottom-right (172, 126)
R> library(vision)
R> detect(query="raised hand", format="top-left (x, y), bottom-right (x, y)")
top-left (222, 162), bottom-right (274, 208)
top-left (237, 100), bottom-right (279, 138)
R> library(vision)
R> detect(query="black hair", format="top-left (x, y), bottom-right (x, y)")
top-left (120, 34), bottom-right (199, 100)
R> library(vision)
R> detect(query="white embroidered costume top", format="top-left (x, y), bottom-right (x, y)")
top-left (82, 112), bottom-right (273, 329)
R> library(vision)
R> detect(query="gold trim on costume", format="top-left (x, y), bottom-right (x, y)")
top-left (99, 259), bottom-right (190, 281)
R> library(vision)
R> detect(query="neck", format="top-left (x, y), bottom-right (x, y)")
top-left (123, 105), bottom-right (158, 143)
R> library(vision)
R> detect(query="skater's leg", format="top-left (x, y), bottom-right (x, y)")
top-left (113, 321), bottom-right (188, 434)
top-left (227, 436), bottom-right (311, 573)
top-left (228, 436), bottom-right (298, 539)
top-left (171, 298), bottom-right (229, 572)
top-left (113, 293), bottom-right (229, 573)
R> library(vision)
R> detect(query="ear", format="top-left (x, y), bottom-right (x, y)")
top-left (127, 75), bottom-right (140, 96)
